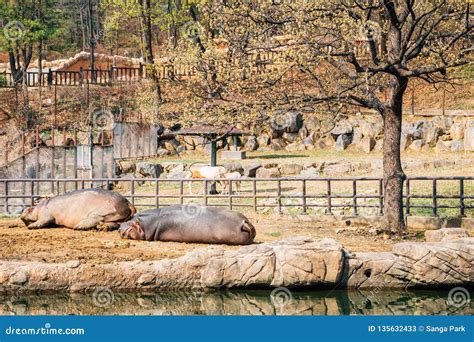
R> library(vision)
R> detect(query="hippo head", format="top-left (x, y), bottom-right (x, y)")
top-left (119, 219), bottom-right (146, 240)
top-left (20, 206), bottom-right (39, 226)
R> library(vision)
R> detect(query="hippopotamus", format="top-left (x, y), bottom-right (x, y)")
top-left (119, 205), bottom-right (256, 245)
top-left (20, 189), bottom-right (136, 231)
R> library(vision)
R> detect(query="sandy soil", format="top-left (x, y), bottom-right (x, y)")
top-left (0, 214), bottom-right (422, 264)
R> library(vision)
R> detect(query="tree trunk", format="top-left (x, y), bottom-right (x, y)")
top-left (382, 77), bottom-right (408, 232)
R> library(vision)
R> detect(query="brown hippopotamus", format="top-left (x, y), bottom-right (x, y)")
top-left (20, 189), bottom-right (136, 231)
top-left (119, 205), bottom-right (256, 245)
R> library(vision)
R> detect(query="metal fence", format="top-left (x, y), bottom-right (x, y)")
top-left (1, 176), bottom-right (473, 217)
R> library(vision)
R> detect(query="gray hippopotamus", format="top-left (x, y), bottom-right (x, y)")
top-left (20, 189), bottom-right (136, 231)
top-left (119, 205), bottom-right (256, 245)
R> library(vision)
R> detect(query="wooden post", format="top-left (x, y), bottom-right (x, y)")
top-left (54, 84), bottom-right (57, 126)
top-left (79, 67), bottom-right (83, 86)
top-left (139, 63), bottom-right (143, 80)
top-left (47, 68), bottom-right (53, 88)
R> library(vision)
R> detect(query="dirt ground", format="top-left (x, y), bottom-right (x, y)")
top-left (0, 214), bottom-right (423, 264)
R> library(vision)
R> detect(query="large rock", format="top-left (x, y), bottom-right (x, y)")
top-left (425, 228), bottom-right (468, 242)
top-left (243, 163), bottom-right (261, 178)
top-left (257, 134), bottom-right (271, 147)
top-left (451, 140), bottom-right (464, 152)
top-left (335, 134), bottom-right (352, 151)
top-left (463, 120), bottom-right (474, 151)
top-left (408, 139), bottom-right (424, 152)
top-left (280, 163), bottom-right (304, 175)
top-left (136, 162), bottom-right (163, 178)
top-left (357, 136), bottom-right (375, 153)
top-left (304, 115), bottom-right (321, 132)
top-left (434, 140), bottom-right (449, 153)
top-left (331, 120), bottom-right (352, 135)
top-left (256, 167), bottom-right (281, 178)
top-left (421, 121), bottom-right (442, 147)
top-left (270, 139), bottom-right (285, 151)
top-left (286, 142), bottom-right (306, 152)
top-left (244, 136), bottom-right (259, 151)
top-left (450, 122), bottom-right (465, 140)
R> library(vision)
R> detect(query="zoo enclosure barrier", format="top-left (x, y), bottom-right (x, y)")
top-left (0, 176), bottom-right (472, 217)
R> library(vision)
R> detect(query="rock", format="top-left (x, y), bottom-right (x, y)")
top-left (66, 260), bottom-right (81, 268)
top-left (164, 138), bottom-right (180, 152)
top-left (335, 134), bottom-right (352, 151)
top-left (357, 136), bottom-right (375, 153)
top-left (421, 121), bottom-right (442, 147)
top-left (222, 163), bottom-right (243, 174)
top-left (118, 161), bottom-right (136, 174)
top-left (280, 163), bottom-right (303, 175)
top-left (282, 132), bottom-right (298, 143)
top-left (324, 162), bottom-right (353, 175)
top-left (270, 139), bottom-right (285, 151)
top-left (156, 148), bottom-right (170, 156)
top-left (167, 171), bottom-right (192, 179)
top-left (244, 136), bottom-right (258, 151)
top-left (10, 270), bottom-right (29, 285)
top-left (298, 127), bottom-right (308, 139)
top-left (136, 162), bottom-right (163, 178)
top-left (425, 228), bottom-right (468, 242)
top-left (373, 139), bottom-right (383, 152)
top-left (463, 120), bottom-right (474, 151)
top-left (286, 143), bottom-right (306, 152)
top-left (351, 127), bottom-right (363, 145)
top-left (434, 140), bottom-right (449, 153)
top-left (331, 120), bottom-right (352, 135)
top-left (408, 139), bottom-right (424, 152)
top-left (257, 134), bottom-right (271, 147)
top-left (301, 135), bottom-right (315, 147)
top-left (162, 162), bottom-right (184, 173)
top-left (304, 115), bottom-right (320, 131)
top-left (359, 121), bottom-right (382, 139)
top-left (451, 140), bottom-right (464, 152)
top-left (450, 122), bottom-right (465, 140)
top-left (137, 274), bottom-right (155, 286)
top-left (283, 111), bottom-right (303, 133)
top-left (256, 167), bottom-right (280, 178)
top-left (243, 163), bottom-right (261, 178)
top-left (300, 167), bottom-right (319, 178)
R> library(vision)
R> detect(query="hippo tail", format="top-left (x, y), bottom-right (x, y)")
top-left (242, 219), bottom-right (256, 244)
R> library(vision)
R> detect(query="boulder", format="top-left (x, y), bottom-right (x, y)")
top-left (282, 132), bottom-right (298, 143)
top-left (434, 140), bottom-right (449, 153)
top-left (351, 127), bottom-right (363, 145)
top-left (166, 171), bottom-right (192, 179)
top-left (300, 167), bottom-right (319, 178)
top-left (270, 139), bottom-right (285, 151)
top-left (421, 121), bottom-right (442, 147)
top-left (451, 140), bottom-right (464, 152)
top-left (359, 121), bottom-right (382, 139)
top-left (257, 134), bottom-right (271, 147)
top-left (244, 136), bottom-right (258, 151)
top-left (357, 136), bottom-right (375, 153)
top-left (283, 111), bottom-right (303, 133)
top-left (256, 167), bottom-right (281, 178)
top-left (331, 120), bottom-right (352, 135)
top-left (449, 122), bottom-right (465, 140)
top-left (408, 139), bottom-right (423, 152)
top-left (164, 138), bottom-right (180, 152)
top-left (463, 120), bottom-right (474, 151)
top-left (118, 161), bottom-right (136, 174)
top-left (304, 115), bottom-right (321, 132)
top-left (425, 228), bottom-right (468, 243)
top-left (286, 142), bottom-right (306, 152)
top-left (335, 134), bottom-right (352, 151)
top-left (136, 162), bottom-right (163, 178)
top-left (324, 162), bottom-right (353, 175)
top-left (280, 163), bottom-right (304, 175)
top-left (243, 163), bottom-right (262, 178)
top-left (156, 148), bottom-right (170, 156)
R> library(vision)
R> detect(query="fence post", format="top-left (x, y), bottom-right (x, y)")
top-left (327, 179), bottom-right (332, 214)
top-left (155, 179), bottom-right (159, 208)
top-left (108, 66), bottom-right (113, 86)
top-left (138, 63), bottom-right (143, 81)
top-left (277, 179), bottom-right (282, 214)
top-left (4, 180), bottom-right (8, 214)
top-left (79, 67), bottom-right (83, 86)
top-left (302, 179), bottom-right (307, 214)
top-left (47, 68), bottom-right (53, 88)
top-left (405, 179), bottom-right (411, 216)
top-left (352, 179), bottom-right (357, 216)
top-left (432, 179), bottom-right (438, 216)
top-left (460, 178), bottom-right (465, 217)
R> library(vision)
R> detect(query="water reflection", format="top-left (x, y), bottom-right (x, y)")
top-left (1, 289), bottom-right (472, 316)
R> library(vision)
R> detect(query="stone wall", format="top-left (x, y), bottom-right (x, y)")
top-left (161, 113), bottom-right (474, 155)
top-left (0, 236), bottom-right (472, 293)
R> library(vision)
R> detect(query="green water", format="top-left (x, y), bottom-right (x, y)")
top-left (1, 289), bottom-right (472, 316)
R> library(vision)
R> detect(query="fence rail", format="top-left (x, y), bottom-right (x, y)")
top-left (1, 176), bottom-right (473, 217)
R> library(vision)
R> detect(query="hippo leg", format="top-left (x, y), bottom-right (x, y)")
top-left (27, 218), bottom-right (54, 229)
top-left (27, 212), bottom-right (54, 229)
top-left (96, 222), bottom-right (120, 231)
top-left (73, 216), bottom-right (102, 230)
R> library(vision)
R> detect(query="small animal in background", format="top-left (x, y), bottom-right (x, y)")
top-left (222, 171), bottom-right (242, 194)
